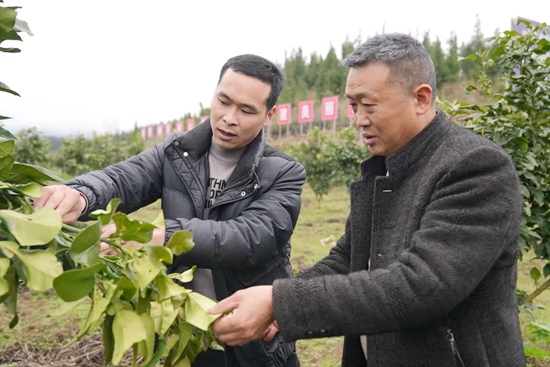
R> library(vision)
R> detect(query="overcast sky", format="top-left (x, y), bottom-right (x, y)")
top-left (1, 0), bottom-right (547, 137)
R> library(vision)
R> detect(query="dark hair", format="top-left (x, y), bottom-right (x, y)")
top-left (342, 33), bottom-right (437, 103)
top-left (218, 54), bottom-right (284, 112)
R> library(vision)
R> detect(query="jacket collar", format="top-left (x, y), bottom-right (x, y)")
top-left (172, 118), bottom-right (264, 185)
top-left (360, 110), bottom-right (451, 179)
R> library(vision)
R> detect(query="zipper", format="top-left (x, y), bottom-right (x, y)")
top-left (447, 329), bottom-right (466, 367)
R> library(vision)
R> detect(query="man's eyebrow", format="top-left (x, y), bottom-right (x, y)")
top-left (218, 91), bottom-right (259, 113)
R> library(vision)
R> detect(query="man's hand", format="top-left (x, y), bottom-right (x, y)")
top-left (209, 286), bottom-right (274, 346)
top-left (262, 321), bottom-right (279, 341)
top-left (33, 185), bottom-right (87, 224)
top-left (100, 225), bottom-right (165, 253)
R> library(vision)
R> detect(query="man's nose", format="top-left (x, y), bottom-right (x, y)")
top-left (223, 108), bottom-right (239, 125)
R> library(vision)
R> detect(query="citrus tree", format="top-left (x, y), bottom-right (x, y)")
top-left (1, 4), bottom-right (220, 366)
top-left (443, 20), bottom-right (550, 302)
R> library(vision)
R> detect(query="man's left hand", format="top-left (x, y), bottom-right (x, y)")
top-left (209, 285), bottom-right (274, 346)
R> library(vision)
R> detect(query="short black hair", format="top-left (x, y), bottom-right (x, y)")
top-left (218, 54), bottom-right (284, 112)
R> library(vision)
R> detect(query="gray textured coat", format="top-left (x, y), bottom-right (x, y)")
top-left (273, 111), bottom-right (525, 366)
top-left (68, 120), bottom-right (305, 367)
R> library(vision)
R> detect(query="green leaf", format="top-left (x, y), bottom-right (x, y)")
top-left (0, 125), bottom-right (16, 139)
top-left (0, 46), bottom-right (20, 52)
top-left (136, 313), bottom-right (156, 364)
top-left (0, 138), bottom-right (14, 158)
top-left (146, 244), bottom-right (172, 266)
top-left (132, 256), bottom-right (160, 291)
top-left (0, 154), bottom-right (14, 181)
top-left (112, 310), bottom-right (147, 366)
top-left (103, 315), bottom-right (115, 365)
top-left (8, 182), bottom-right (43, 197)
top-left (185, 292), bottom-right (220, 331)
top-left (0, 241), bottom-right (63, 292)
top-left (0, 264), bottom-right (19, 327)
top-left (0, 6), bottom-right (16, 32)
top-left (90, 198), bottom-right (121, 226)
top-left (543, 263), bottom-right (550, 279)
top-left (165, 230), bottom-right (194, 256)
top-left (112, 213), bottom-right (156, 243)
top-left (168, 265), bottom-right (196, 284)
top-left (155, 274), bottom-right (188, 301)
top-left (0, 81), bottom-right (20, 97)
top-left (524, 343), bottom-right (550, 358)
top-left (69, 221), bottom-right (100, 265)
top-left (0, 257), bottom-right (9, 296)
top-left (53, 262), bottom-right (106, 302)
top-left (8, 162), bottom-right (65, 184)
top-left (152, 209), bottom-right (165, 228)
top-left (150, 299), bottom-right (180, 335)
top-left (0, 207), bottom-right (62, 246)
top-left (530, 266), bottom-right (541, 281)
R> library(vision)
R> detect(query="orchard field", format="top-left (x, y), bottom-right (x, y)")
top-left (1, 185), bottom-right (549, 366)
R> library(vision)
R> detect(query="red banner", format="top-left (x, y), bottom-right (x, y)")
top-left (140, 127), bottom-right (146, 140)
top-left (157, 123), bottom-right (164, 138)
top-left (200, 115), bottom-right (209, 123)
top-left (277, 103), bottom-right (291, 125)
top-left (147, 125), bottom-right (153, 139)
top-left (164, 122), bottom-right (172, 136)
top-left (176, 120), bottom-right (184, 133)
top-left (321, 96), bottom-right (338, 121)
top-left (187, 118), bottom-right (195, 131)
top-left (298, 100), bottom-right (313, 123)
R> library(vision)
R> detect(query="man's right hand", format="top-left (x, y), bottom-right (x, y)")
top-left (33, 185), bottom-right (87, 224)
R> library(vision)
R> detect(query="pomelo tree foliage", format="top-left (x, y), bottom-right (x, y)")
top-left (443, 20), bottom-right (550, 303)
top-left (0, 4), bottom-right (220, 366)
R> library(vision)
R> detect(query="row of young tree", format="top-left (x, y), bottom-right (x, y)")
top-left (12, 127), bottom-right (145, 177)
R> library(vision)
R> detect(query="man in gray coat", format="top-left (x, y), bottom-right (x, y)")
top-left (210, 34), bottom-right (526, 366)
top-left (34, 54), bottom-right (304, 367)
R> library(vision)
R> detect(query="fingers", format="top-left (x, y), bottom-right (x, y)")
top-left (208, 294), bottom-right (239, 315)
top-left (34, 185), bottom-right (87, 224)
top-left (262, 322), bottom-right (279, 341)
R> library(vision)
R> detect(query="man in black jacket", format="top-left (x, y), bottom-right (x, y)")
top-left (34, 54), bottom-right (304, 367)
top-left (210, 34), bottom-right (525, 367)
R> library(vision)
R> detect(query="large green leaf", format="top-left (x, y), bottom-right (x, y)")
top-left (132, 256), bottom-right (160, 291)
top-left (90, 198), bottom-right (121, 226)
top-left (8, 182), bottom-right (43, 197)
top-left (185, 292), bottom-right (219, 331)
top-left (0, 154), bottom-right (14, 181)
top-left (0, 240), bottom-right (63, 292)
top-left (0, 6), bottom-right (16, 35)
top-left (146, 244), bottom-right (172, 266)
top-left (53, 262), bottom-right (106, 302)
top-left (8, 162), bottom-right (65, 184)
top-left (155, 274), bottom-right (189, 301)
top-left (0, 138), bottom-right (14, 158)
top-left (69, 221), bottom-right (100, 265)
top-left (165, 230), bottom-right (194, 256)
top-left (150, 299), bottom-right (180, 335)
top-left (0, 207), bottom-right (62, 246)
top-left (112, 212), bottom-right (155, 243)
top-left (136, 313), bottom-right (155, 364)
top-left (112, 310), bottom-right (147, 366)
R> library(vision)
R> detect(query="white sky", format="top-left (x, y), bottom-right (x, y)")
top-left (1, 0), bottom-right (547, 137)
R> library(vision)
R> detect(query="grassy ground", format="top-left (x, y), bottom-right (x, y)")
top-left (1, 185), bottom-right (549, 366)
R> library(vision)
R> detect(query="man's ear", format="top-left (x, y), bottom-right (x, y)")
top-left (265, 105), bottom-right (277, 126)
top-left (413, 84), bottom-right (433, 115)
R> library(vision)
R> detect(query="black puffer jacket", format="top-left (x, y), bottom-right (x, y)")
top-left (68, 120), bottom-right (305, 367)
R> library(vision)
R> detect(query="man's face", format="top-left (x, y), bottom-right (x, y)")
top-left (210, 69), bottom-right (275, 150)
top-left (345, 62), bottom-right (421, 156)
